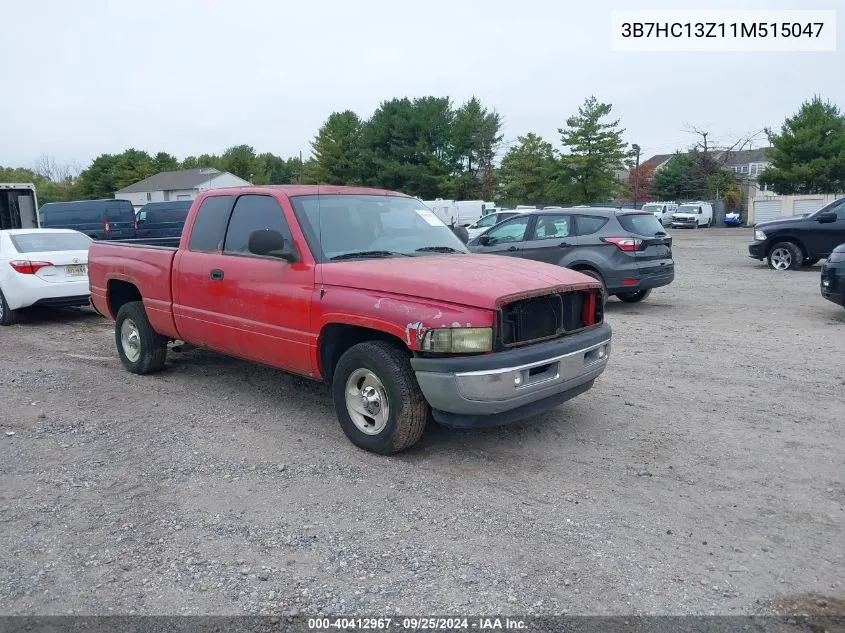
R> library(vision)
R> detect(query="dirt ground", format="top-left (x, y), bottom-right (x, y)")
top-left (1, 228), bottom-right (843, 617)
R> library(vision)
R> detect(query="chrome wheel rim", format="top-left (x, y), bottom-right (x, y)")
top-left (345, 369), bottom-right (389, 435)
top-left (120, 318), bottom-right (142, 363)
top-left (771, 248), bottom-right (792, 270)
top-left (0, 299), bottom-right (4, 320)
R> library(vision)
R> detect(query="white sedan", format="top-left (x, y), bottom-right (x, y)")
top-left (0, 229), bottom-right (93, 326)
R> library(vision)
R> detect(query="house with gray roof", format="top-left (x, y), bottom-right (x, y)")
top-left (114, 168), bottom-right (251, 209)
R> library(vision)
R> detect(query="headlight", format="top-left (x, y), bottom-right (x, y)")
top-left (828, 251), bottom-right (845, 263)
top-left (754, 229), bottom-right (766, 241)
top-left (421, 327), bottom-right (492, 353)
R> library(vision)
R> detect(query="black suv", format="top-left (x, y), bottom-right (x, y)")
top-left (748, 197), bottom-right (845, 270)
top-left (467, 208), bottom-right (674, 303)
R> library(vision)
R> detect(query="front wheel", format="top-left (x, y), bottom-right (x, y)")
top-left (616, 289), bottom-right (652, 303)
top-left (115, 301), bottom-right (168, 374)
top-left (767, 242), bottom-right (803, 271)
top-left (332, 341), bottom-right (428, 455)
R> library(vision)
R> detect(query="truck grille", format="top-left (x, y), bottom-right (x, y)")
top-left (498, 290), bottom-right (602, 348)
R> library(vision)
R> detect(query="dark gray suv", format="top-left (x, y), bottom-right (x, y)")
top-left (468, 208), bottom-right (674, 303)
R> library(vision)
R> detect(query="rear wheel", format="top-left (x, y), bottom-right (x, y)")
top-left (0, 288), bottom-right (18, 326)
top-left (616, 289), bottom-right (652, 303)
top-left (115, 301), bottom-right (167, 374)
top-left (767, 242), bottom-right (803, 271)
top-left (332, 341), bottom-right (428, 455)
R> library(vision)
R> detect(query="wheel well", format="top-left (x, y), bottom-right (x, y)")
top-left (107, 280), bottom-right (142, 317)
top-left (571, 264), bottom-right (604, 282)
top-left (767, 239), bottom-right (807, 259)
top-left (319, 324), bottom-right (407, 384)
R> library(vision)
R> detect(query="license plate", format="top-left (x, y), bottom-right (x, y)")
top-left (65, 264), bottom-right (87, 277)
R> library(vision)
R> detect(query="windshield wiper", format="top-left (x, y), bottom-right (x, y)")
top-left (414, 246), bottom-right (462, 253)
top-left (330, 250), bottom-right (411, 261)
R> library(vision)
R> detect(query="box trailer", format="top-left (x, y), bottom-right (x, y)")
top-left (0, 183), bottom-right (40, 230)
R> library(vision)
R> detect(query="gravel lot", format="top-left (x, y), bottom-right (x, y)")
top-left (1, 228), bottom-right (843, 617)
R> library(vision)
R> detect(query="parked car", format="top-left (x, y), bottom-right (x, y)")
top-left (467, 207), bottom-right (674, 303)
top-left (820, 243), bottom-right (845, 308)
top-left (465, 210), bottom-right (522, 241)
top-left (0, 229), bottom-right (92, 325)
top-left (40, 199), bottom-right (137, 240)
top-left (88, 186), bottom-right (611, 455)
top-left (748, 197), bottom-right (845, 270)
top-left (671, 202), bottom-right (714, 229)
top-left (640, 201), bottom-right (678, 227)
top-left (134, 200), bottom-right (192, 245)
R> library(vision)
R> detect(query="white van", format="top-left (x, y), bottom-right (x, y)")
top-left (641, 201), bottom-right (678, 226)
top-left (671, 201), bottom-right (714, 229)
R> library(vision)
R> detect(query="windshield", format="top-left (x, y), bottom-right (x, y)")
top-left (10, 232), bottom-right (92, 253)
top-left (677, 205), bottom-right (699, 214)
top-left (290, 194), bottom-right (470, 262)
top-left (641, 204), bottom-right (662, 213)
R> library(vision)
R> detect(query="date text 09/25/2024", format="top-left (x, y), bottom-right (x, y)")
top-left (308, 617), bottom-right (527, 630)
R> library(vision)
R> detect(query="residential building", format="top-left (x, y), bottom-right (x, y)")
top-left (642, 148), bottom-right (773, 213)
top-left (114, 168), bottom-right (251, 209)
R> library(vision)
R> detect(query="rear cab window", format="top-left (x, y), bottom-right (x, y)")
top-left (188, 195), bottom-right (236, 252)
top-left (617, 213), bottom-right (667, 236)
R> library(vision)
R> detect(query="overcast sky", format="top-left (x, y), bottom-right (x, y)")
top-left (3, 0), bottom-right (843, 169)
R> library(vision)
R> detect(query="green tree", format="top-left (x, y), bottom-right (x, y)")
top-left (447, 97), bottom-right (502, 199)
top-left (498, 133), bottom-right (558, 206)
top-left (309, 110), bottom-right (365, 185)
top-left (652, 152), bottom-right (699, 200)
top-left (558, 96), bottom-right (630, 203)
top-left (256, 153), bottom-right (300, 185)
top-left (760, 96), bottom-right (845, 194)
top-left (77, 153), bottom-right (120, 199)
top-left (219, 145), bottom-right (258, 181)
top-left (152, 152), bottom-right (179, 173)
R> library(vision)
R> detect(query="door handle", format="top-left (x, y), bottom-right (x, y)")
top-left (558, 241), bottom-right (571, 247)
top-left (210, 269), bottom-right (224, 281)
top-left (507, 246), bottom-right (519, 252)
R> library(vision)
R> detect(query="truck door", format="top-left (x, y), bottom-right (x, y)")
top-left (174, 194), bottom-right (314, 376)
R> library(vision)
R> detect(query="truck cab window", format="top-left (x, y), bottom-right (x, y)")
top-left (188, 195), bottom-right (236, 252)
top-left (223, 195), bottom-right (292, 254)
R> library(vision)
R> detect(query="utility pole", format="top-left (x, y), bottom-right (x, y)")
top-left (631, 144), bottom-right (641, 209)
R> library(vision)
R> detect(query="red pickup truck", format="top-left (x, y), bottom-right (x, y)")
top-left (89, 186), bottom-right (611, 454)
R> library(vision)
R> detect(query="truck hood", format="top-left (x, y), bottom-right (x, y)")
top-left (756, 215), bottom-right (808, 229)
top-left (320, 254), bottom-right (599, 309)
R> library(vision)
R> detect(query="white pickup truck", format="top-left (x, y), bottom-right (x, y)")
top-left (0, 183), bottom-right (40, 230)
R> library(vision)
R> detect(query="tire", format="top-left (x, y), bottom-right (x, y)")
top-left (767, 242), bottom-right (803, 271)
top-left (0, 288), bottom-right (18, 326)
top-left (332, 340), bottom-right (428, 455)
top-left (803, 257), bottom-right (820, 267)
top-left (115, 301), bottom-right (167, 374)
top-left (616, 289), bottom-right (652, 303)
top-left (574, 268), bottom-right (607, 307)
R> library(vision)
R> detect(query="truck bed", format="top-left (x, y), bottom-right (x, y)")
top-left (88, 241), bottom-right (178, 336)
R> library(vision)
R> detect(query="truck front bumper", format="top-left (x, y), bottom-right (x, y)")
top-left (410, 323), bottom-right (611, 429)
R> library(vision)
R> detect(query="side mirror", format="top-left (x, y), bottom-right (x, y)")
top-left (248, 229), bottom-right (297, 262)
top-left (817, 211), bottom-right (836, 224)
top-left (478, 235), bottom-right (491, 246)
